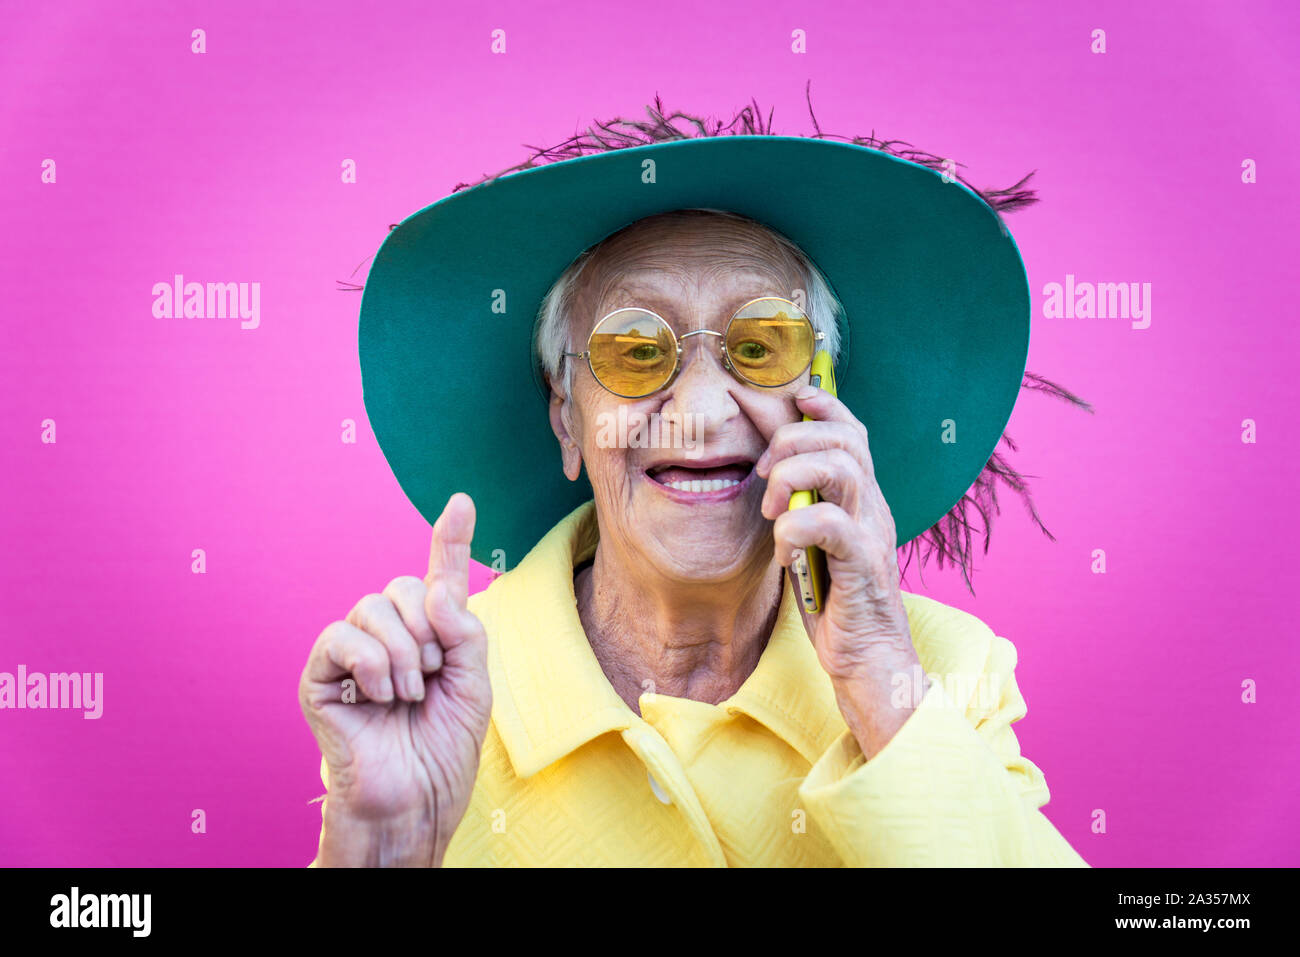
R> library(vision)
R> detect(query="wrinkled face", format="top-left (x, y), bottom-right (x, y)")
top-left (550, 212), bottom-right (812, 583)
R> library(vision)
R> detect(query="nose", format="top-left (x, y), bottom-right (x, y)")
top-left (659, 330), bottom-right (740, 427)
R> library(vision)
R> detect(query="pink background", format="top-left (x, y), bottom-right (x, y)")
top-left (2, 0), bottom-right (1296, 867)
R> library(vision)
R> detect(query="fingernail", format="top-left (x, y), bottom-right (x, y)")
top-left (795, 385), bottom-right (819, 400)
top-left (405, 670), bottom-right (425, 701)
top-left (755, 450), bottom-right (770, 474)
top-left (378, 676), bottom-right (394, 701)
top-left (421, 644), bottom-right (441, 670)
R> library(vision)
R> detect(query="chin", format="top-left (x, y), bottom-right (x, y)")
top-left (638, 527), bottom-right (770, 585)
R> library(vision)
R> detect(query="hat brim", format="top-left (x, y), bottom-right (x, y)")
top-left (359, 136), bottom-right (1029, 567)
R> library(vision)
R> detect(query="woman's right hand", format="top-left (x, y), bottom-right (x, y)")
top-left (299, 492), bottom-right (492, 867)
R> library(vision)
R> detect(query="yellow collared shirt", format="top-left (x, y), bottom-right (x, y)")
top-left (315, 502), bottom-right (1089, 867)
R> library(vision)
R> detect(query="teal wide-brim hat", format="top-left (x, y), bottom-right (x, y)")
top-left (358, 135), bottom-right (1030, 568)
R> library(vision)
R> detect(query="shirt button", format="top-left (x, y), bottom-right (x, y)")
top-left (647, 771), bottom-right (672, 805)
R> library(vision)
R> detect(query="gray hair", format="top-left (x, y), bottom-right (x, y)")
top-left (534, 208), bottom-right (845, 397)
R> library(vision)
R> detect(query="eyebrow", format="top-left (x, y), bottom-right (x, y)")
top-left (597, 272), bottom-right (792, 323)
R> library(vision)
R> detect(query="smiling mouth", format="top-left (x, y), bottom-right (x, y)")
top-left (646, 460), bottom-right (754, 493)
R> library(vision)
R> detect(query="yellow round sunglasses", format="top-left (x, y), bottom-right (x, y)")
top-left (562, 296), bottom-right (823, 399)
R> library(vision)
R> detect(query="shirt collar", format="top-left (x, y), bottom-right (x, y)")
top-left (484, 501), bottom-right (845, 778)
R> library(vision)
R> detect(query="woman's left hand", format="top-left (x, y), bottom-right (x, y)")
top-left (755, 384), bottom-right (926, 755)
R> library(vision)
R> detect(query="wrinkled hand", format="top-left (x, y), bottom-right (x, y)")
top-left (756, 385), bottom-right (925, 756)
top-left (299, 492), bottom-right (492, 866)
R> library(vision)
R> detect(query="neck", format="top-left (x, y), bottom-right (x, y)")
top-left (574, 537), bottom-right (784, 715)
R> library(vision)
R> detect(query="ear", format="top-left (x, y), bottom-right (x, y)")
top-left (547, 377), bottom-right (584, 481)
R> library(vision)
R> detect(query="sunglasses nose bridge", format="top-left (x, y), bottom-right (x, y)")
top-left (673, 328), bottom-right (733, 378)
top-left (677, 329), bottom-right (724, 343)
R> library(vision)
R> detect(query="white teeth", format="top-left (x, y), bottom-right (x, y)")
top-left (664, 478), bottom-right (740, 492)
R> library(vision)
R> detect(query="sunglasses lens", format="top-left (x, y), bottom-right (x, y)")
top-left (587, 309), bottom-right (677, 397)
top-left (726, 299), bottom-right (816, 387)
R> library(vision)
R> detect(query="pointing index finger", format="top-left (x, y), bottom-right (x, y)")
top-left (426, 492), bottom-right (476, 610)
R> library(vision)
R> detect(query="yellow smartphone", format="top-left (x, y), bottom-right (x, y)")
top-left (789, 350), bottom-right (836, 614)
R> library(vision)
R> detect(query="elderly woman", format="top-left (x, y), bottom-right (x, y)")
top-left (300, 102), bottom-right (1090, 867)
